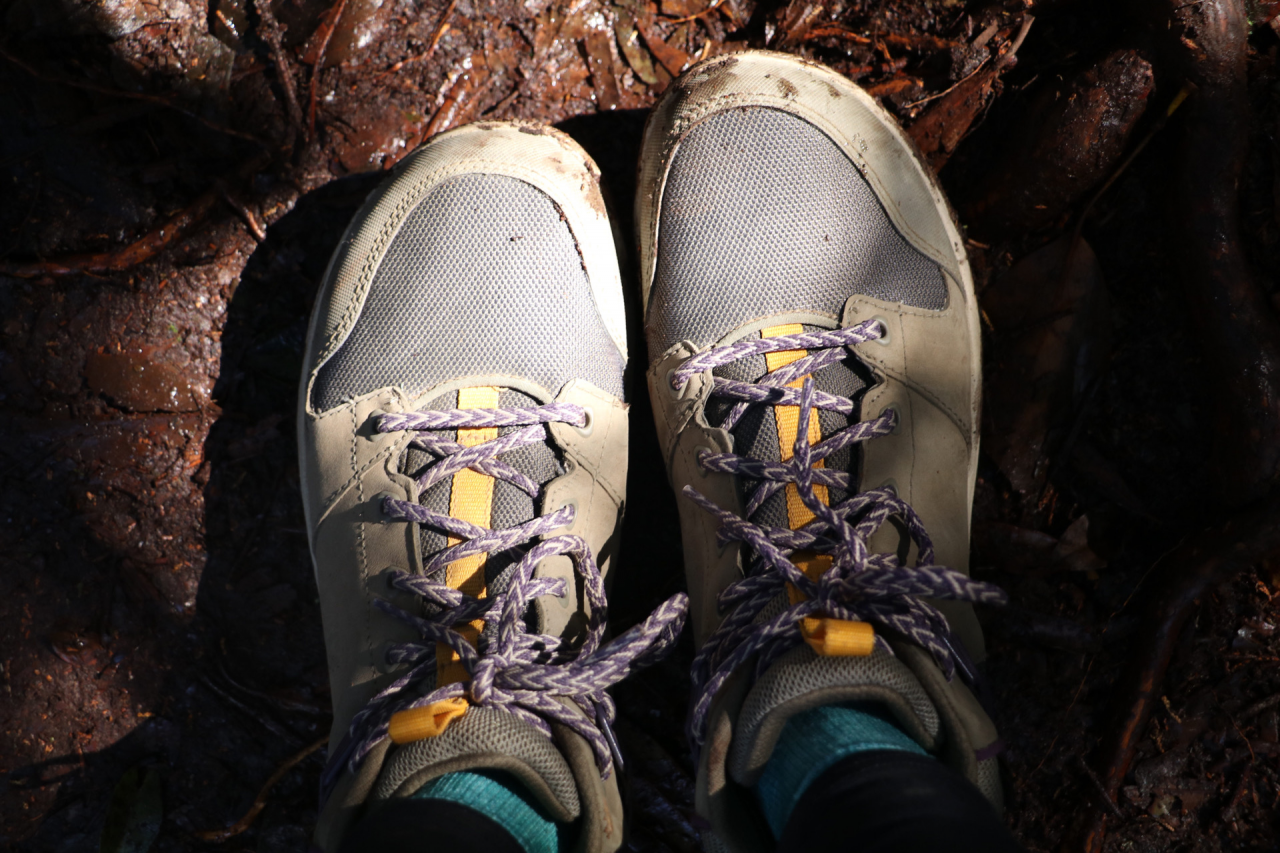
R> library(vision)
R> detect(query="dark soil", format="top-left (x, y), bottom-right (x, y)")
top-left (3, 1), bottom-right (1280, 852)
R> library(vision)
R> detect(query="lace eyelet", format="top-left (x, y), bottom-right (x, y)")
top-left (365, 409), bottom-right (394, 439)
top-left (877, 478), bottom-right (899, 496)
top-left (665, 367), bottom-right (684, 397)
top-left (694, 445), bottom-right (714, 478)
top-left (372, 491), bottom-right (398, 521)
top-left (871, 316), bottom-right (893, 347)
top-left (373, 566), bottom-right (409, 599)
top-left (574, 407), bottom-right (594, 438)
top-left (374, 640), bottom-right (401, 675)
top-left (878, 406), bottom-right (901, 434)
top-left (558, 499), bottom-right (578, 530)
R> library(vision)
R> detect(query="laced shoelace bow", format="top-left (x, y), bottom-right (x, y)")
top-left (319, 401), bottom-right (688, 804)
top-left (673, 320), bottom-right (1007, 755)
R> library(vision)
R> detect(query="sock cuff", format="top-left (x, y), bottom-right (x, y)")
top-left (415, 770), bottom-right (566, 853)
top-left (754, 702), bottom-right (927, 836)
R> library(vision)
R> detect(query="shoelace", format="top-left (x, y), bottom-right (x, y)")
top-left (674, 320), bottom-right (1007, 754)
top-left (319, 401), bottom-right (688, 804)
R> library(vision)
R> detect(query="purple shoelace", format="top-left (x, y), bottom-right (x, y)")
top-left (319, 400), bottom-right (688, 804)
top-left (675, 321), bottom-right (1007, 754)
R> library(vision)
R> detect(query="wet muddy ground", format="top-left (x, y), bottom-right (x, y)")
top-left (3, 0), bottom-right (1280, 851)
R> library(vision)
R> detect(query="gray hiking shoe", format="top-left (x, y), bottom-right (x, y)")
top-left (636, 51), bottom-right (1007, 853)
top-left (299, 120), bottom-right (687, 853)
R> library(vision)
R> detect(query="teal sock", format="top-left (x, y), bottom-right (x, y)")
top-left (754, 703), bottom-right (927, 837)
top-left (413, 770), bottom-right (566, 853)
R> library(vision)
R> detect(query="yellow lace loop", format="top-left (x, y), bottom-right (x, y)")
top-left (388, 697), bottom-right (470, 744)
top-left (786, 552), bottom-right (875, 657)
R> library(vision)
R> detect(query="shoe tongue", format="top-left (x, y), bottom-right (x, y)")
top-left (724, 643), bottom-right (942, 789)
top-left (392, 388), bottom-right (576, 814)
top-left (407, 387), bottom-right (564, 600)
top-left (371, 706), bottom-right (582, 821)
top-left (701, 329), bottom-right (942, 789)
top-left (705, 324), bottom-right (870, 533)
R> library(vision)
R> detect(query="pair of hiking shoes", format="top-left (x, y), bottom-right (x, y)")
top-left (298, 50), bottom-right (1006, 853)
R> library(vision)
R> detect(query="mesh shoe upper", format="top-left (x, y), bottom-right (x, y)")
top-left (313, 173), bottom-right (625, 411)
top-left (638, 52), bottom-right (1002, 853)
top-left (646, 104), bottom-right (952, 610)
top-left (302, 122), bottom-right (687, 853)
top-left (646, 106), bottom-right (947, 358)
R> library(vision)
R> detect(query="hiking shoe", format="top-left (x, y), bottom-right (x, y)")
top-left (299, 120), bottom-right (687, 852)
top-left (636, 51), bottom-right (1007, 853)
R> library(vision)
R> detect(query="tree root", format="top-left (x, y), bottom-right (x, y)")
top-left (1069, 495), bottom-right (1280, 852)
top-left (1157, 0), bottom-right (1280, 503)
top-left (0, 46), bottom-right (266, 148)
top-left (1067, 8), bottom-right (1280, 842)
top-left (0, 155), bottom-right (271, 278)
top-left (0, 190), bottom-right (219, 279)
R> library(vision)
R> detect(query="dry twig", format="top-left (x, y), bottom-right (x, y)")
top-left (196, 735), bottom-right (328, 842)
top-left (307, 0), bottom-right (350, 138)
top-left (907, 16), bottom-right (1033, 170)
top-left (803, 24), bottom-right (956, 52)
top-left (254, 0), bottom-right (306, 146)
top-left (1240, 692), bottom-right (1280, 722)
top-left (376, 0), bottom-right (457, 81)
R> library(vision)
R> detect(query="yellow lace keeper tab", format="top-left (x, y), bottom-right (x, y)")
top-left (801, 617), bottom-right (875, 657)
top-left (784, 553), bottom-right (871, 655)
top-left (786, 553), bottom-right (832, 606)
top-left (388, 697), bottom-right (469, 744)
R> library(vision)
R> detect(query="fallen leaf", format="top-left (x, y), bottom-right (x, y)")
top-left (659, 0), bottom-right (704, 17)
top-left (614, 8), bottom-right (661, 85)
top-left (974, 517), bottom-right (1104, 575)
top-left (907, 17), bottom-right (1032, 171)
top-left (774, 0), bottom-right (825, 46)
top-left (908, 64), bottom-right (1000, 170)
top-left (1051, 515), bottom-right (1105, 573)
top-left (100, 767), bottom-right (162, 853)
top-left (634, 4), bottom-right (692, 76)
